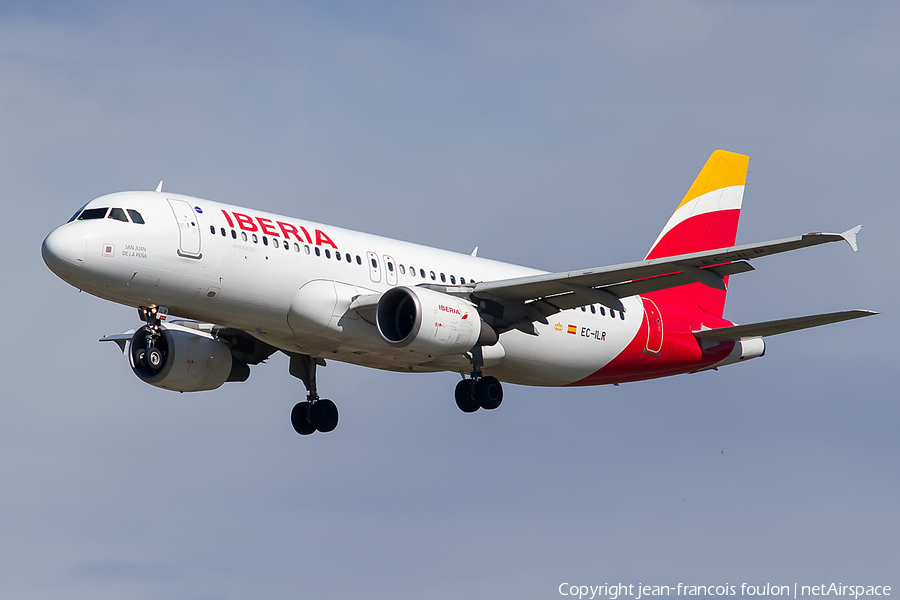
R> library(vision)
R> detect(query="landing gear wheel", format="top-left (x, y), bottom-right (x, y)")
top-left (311, 399), bottom-right (339, 433)
top-left (455, 379), bottom-right (480, 413)
top-left (475, 376), bottom-right (503, 410)
top-left (291, 402), bottom-right (316, 435)
top-left (146, 347), bottom-right (164, 371)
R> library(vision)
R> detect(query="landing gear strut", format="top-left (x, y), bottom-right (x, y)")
top-left (135, 306), bottom-right (168, 372)
top-left (289, 354), bottom-right (338, 435)
top-left (455, 345), bottom-right (503, 413)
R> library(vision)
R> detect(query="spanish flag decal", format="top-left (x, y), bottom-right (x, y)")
top-left (567, 324), bottom-right (577, 334)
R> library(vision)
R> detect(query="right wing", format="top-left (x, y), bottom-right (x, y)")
top-left (468, 226), bottom-right (862, 332)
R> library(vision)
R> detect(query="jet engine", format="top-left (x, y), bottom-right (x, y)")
top-left (128, 324), bottom-right (250, 392)
top-left (376, 286), bottom-right (497, 356)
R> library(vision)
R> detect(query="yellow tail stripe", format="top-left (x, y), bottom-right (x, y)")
top-left (676, 150), bottom-right (749, 211)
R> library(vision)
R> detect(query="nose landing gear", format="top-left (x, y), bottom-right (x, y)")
top-left (134, 305), bottom-right (169, 372)
top-left (455, 346), bottom-right (504, 413)
top-left (289, 354), bottom-right (339, 435)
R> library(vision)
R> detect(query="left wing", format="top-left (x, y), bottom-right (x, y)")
top-left (469, 226), bottom-right (861, 333)
top-left (101, 320), bottom-right (278, 365)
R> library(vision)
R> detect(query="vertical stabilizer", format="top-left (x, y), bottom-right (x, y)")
top-left (645, 150), bottom-right (749, 317)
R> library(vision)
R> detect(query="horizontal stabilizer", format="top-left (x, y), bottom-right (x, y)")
top-left (693, 310), bottom-right (878, 342)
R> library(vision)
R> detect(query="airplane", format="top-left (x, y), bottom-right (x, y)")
top-left (41, 150), bottom-right (876, 435)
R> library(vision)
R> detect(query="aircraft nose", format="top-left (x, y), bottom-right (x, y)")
top-left (42, 225), bottom-right (86, 278)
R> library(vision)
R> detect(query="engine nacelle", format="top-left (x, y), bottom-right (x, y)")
top-left (707, 336), bottom-right (767, 369)
top-left (376, 286), bottom-right (496, 356)
top-left (129, 324), bottom-right (250, 392)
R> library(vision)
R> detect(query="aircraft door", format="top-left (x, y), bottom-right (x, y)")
top-left (366, 252), bottom-right (381, 283)
top-left (383, 255), bottom-right (397, 286)
top-left (168, 199), bottom-right (202, 258)
top-left (642, 297), bottom-right (663, 355)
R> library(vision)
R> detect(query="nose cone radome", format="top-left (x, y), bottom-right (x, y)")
top-left (42, 225), bottom-right (86, 279)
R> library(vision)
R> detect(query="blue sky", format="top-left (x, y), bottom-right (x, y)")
top-left (1, 2), bottom-right (896, 599)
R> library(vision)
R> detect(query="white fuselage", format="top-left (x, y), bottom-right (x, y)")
top-left (46, 191), bottom-right (643, 386)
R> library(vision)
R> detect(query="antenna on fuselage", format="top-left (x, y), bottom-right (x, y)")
top-left (471, 246), bottom-right (478, 257)
top-left (155, 181), bottom-right (163, 193)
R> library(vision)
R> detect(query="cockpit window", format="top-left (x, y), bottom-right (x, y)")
top-left (127, 209), bottom-right (145, 224)
top-left (78, 208), bottom-right (109, 220)
top-left (108, 208), bottom-right (128, 222)
top-left (67, 203), bottom-right (88, 223)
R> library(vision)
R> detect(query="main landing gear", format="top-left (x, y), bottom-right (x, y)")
top-left (288, 354), bottom-right (338, 435)
top-left (455, 345), bottom-right (504, 413)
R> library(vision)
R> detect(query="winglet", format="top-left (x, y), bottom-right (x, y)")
top-left (841, 225), bottom-right (862, 252)
top-left (156, 180), bottom-right (163, 193)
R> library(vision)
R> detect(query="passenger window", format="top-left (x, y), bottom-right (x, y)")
top-left (294, 243), bottom-right (300, 252)
top-left (220, 228), bottom-right (226, 236)
top-left (600, 306), bottom-right (606, 316)
top-left (610, 309), bottom-right (616, 318)
top-left (420, 269), bottom-right (425, 278)
top-left (304, 245), bottom-right (310, 254)
top-left (78, 208), bottom-right (109, 220)
top-left (231, 230), bottom-right (237, 239)
top-left (107, 208), bottom-right (128, 222)
top-left (620, 311), bottom-right (625, 320)
top-left (356, 255), bottom-right (362, 265)
top-left (460, 277), bottom-right (466, 284)
top-left (590, 305), bottom-right (596, 314)
top-left (252, 234), bottom-right (258, 243)
top-left (263, 236), bottom-right (268, 246)
top-left (241, 231), bottom-right (248, 242)
top-left (388, 262), bottom-right (394, 272)
top-left (209, 225), bottom-right (215, 234)
top-left (345, 253), bottom-right (351, 262)
top-left (315, 247), bottom-right (321, 256)
top-left (440, 273), bottom-right (446, 282)
top-left (371, 258), bottom-right (377, 269)
top-left (336, 251), bottom-right (341, 261)
top-left (284, 242), bottom-right (289, 251)
top-left (273, 239), bottom-right (279, 248)
top-left (450, 275), bottom-right (456, 284)
top-left (399, 265), bottom-right (406, 275)
top-left (126, 209), bottom-right (145, 224)
top-left (581, 306), bottom-right (586, 312)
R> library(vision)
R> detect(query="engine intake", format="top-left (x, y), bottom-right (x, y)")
top-left (129, 324), bottom-right (249, 392)
top-left (376, 286), bottom-right (496, 356)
